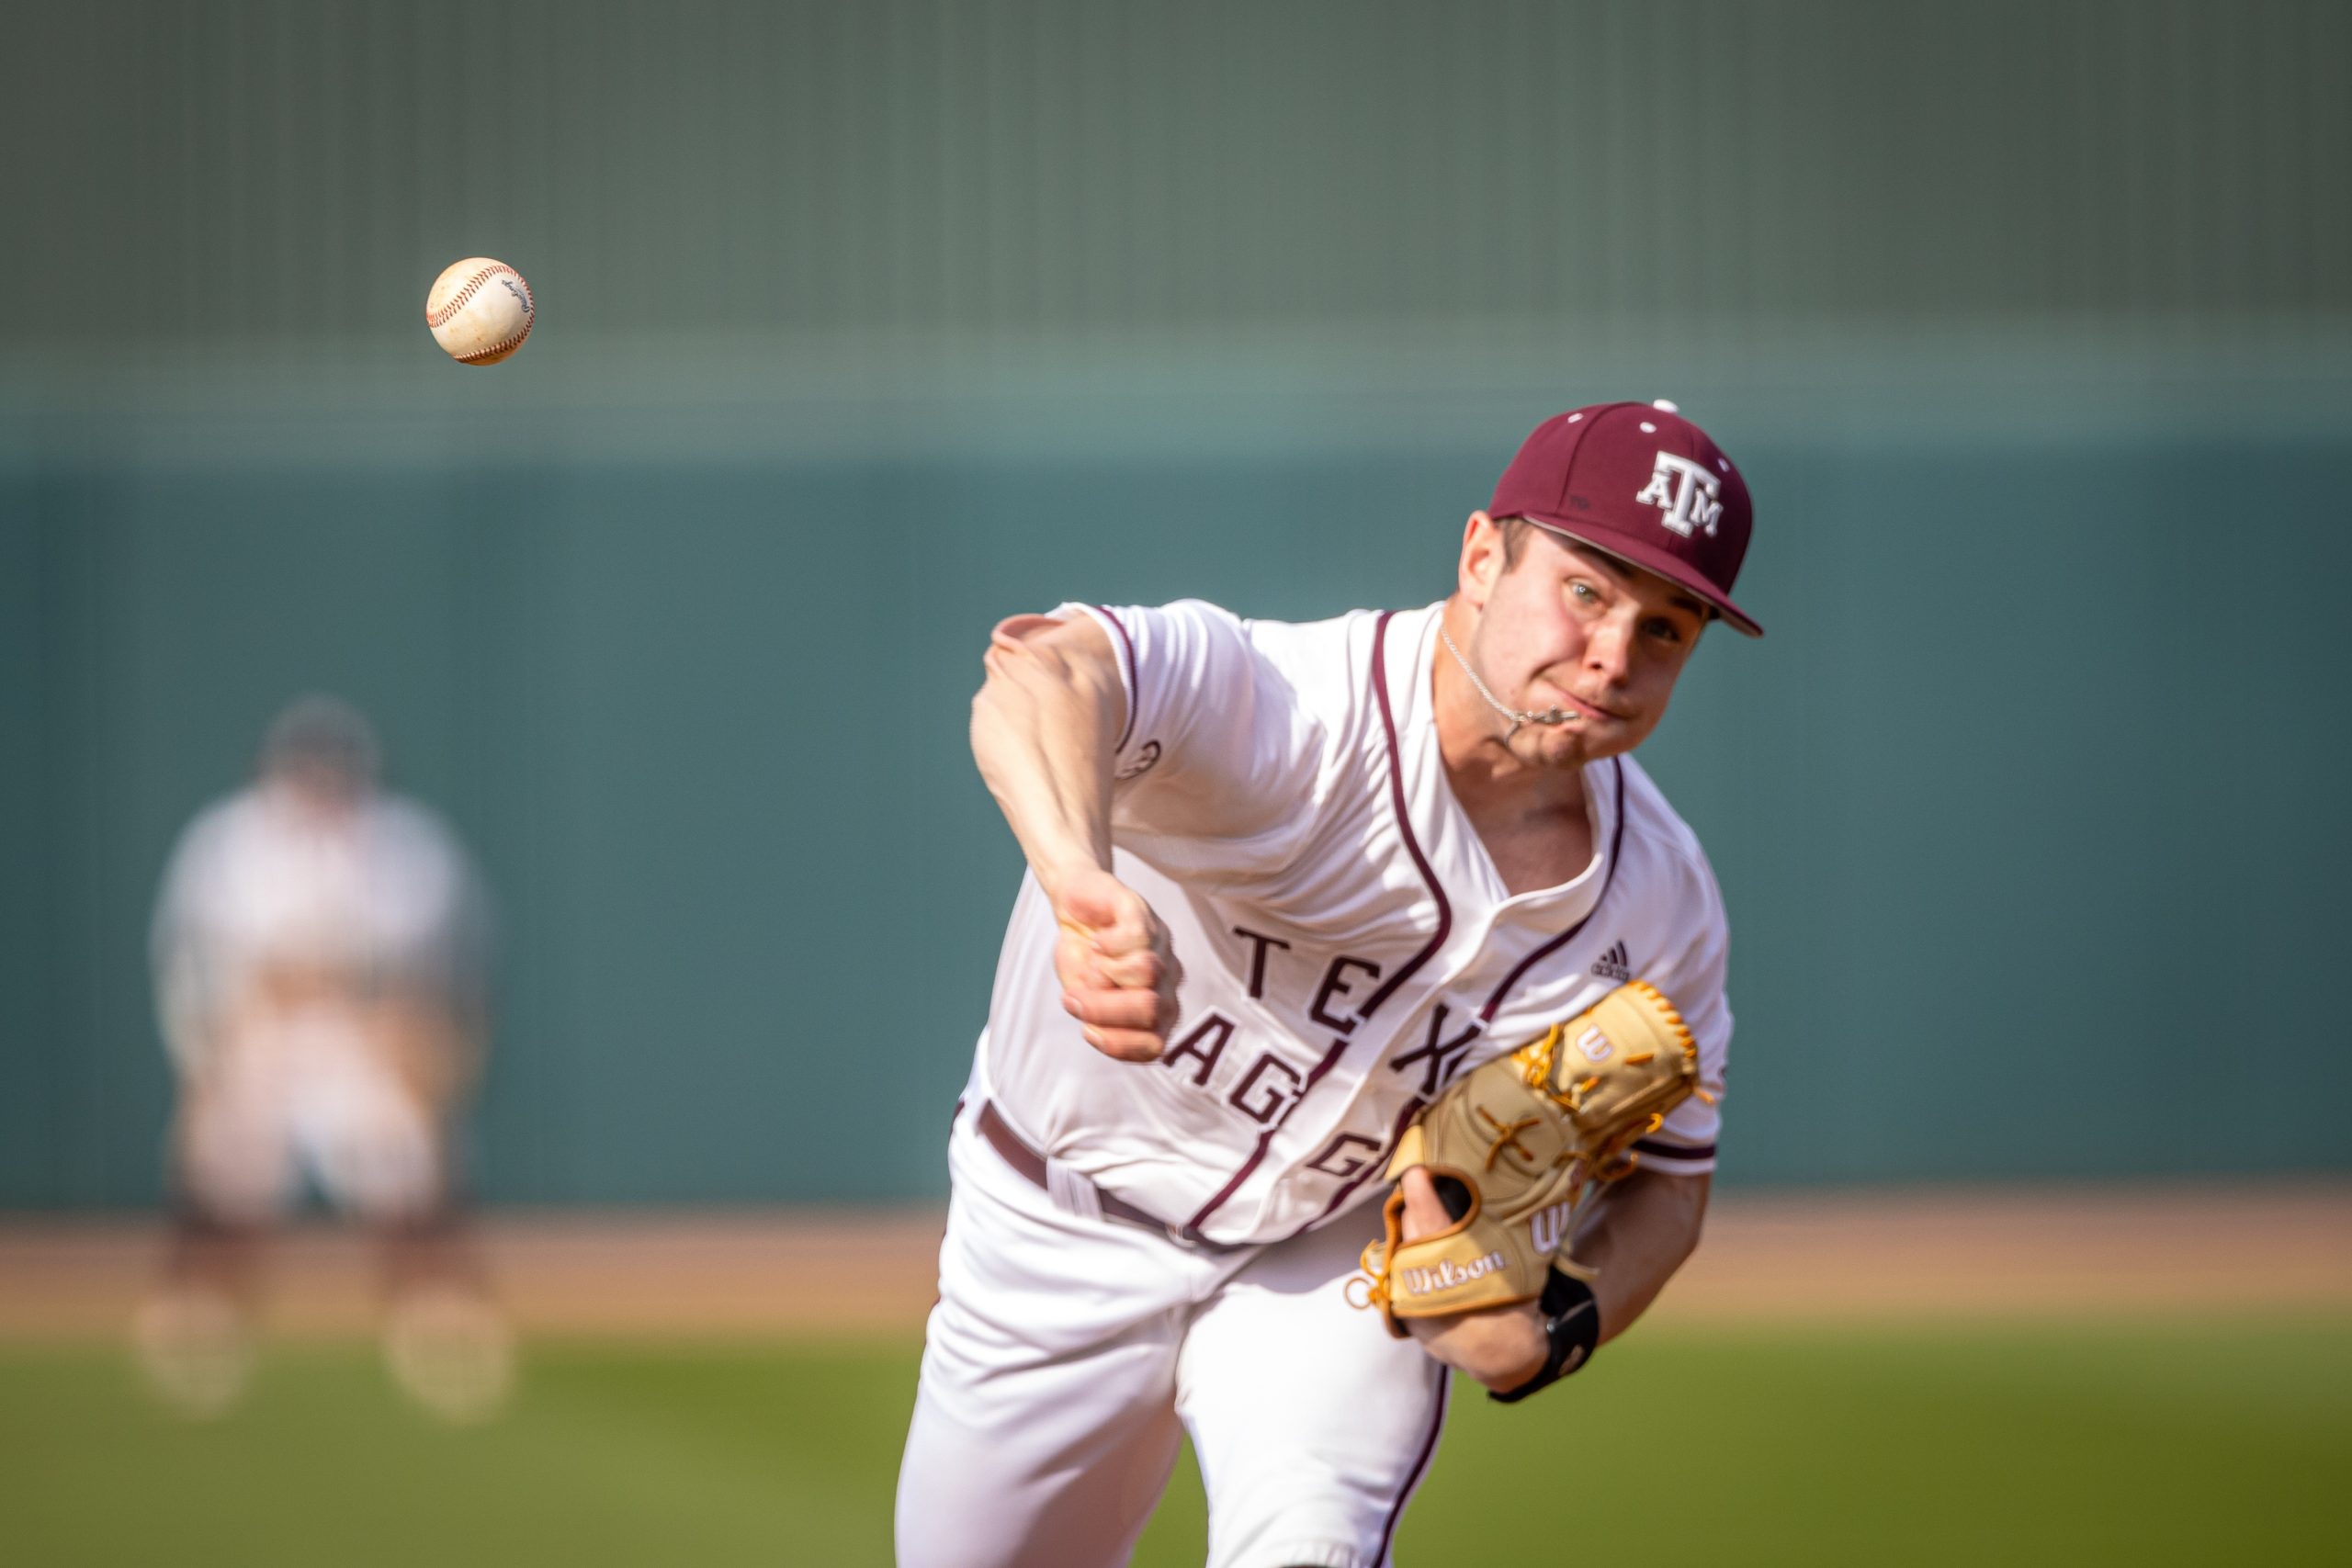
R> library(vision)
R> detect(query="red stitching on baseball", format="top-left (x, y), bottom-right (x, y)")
top-left (426, 265), bottom-right (530, 329)
top-left (456, 313), bottom-right (534, 363)
top-left (426, 266), bottom-right (499, 327)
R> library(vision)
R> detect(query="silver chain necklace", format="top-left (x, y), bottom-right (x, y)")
top-left (1439, 624), bottom-right (1571, 738)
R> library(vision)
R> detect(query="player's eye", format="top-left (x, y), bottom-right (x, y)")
top-left (1567, 581), bottom-right (1600, 605)
top-left (1644, 618), bottom-right (1685, 645)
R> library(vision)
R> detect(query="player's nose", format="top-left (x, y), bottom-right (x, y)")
top-left (1582, 617), bottom-right (1634, 685)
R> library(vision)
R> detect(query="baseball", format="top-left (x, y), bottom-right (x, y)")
top-left (424, 257), bottom-right (535, 366)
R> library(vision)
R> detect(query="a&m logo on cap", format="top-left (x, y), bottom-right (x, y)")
top-left (1634, 452), bottom-right (1725, 539)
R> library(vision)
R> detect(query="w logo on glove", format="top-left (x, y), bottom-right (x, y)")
top-left (1529, 1198), bottom-right (1575, 1257)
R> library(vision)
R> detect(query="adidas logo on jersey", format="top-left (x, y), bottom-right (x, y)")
top-left (1589, 941), bottom-right (1631, 982)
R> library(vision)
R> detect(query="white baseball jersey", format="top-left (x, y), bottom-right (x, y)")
top-left (973, 598), bottom-right (1731, 1247)
top-left (152, 785), bottom-right (486, 1075)
top-left (151, 784), bottom-right (489, 1222)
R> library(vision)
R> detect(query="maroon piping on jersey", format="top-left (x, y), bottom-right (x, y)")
top-left (1181, 609), bottom-right (1453, 1241)
top-left (1475, 756), bottom-right (1628, 1024)
top-left (1355, 611), bottom-right (1453, 1020)
top-left (1091, 604), bottom-right (1140, 753)
top-left (1375, 1361), bottom-right (1451, 1564)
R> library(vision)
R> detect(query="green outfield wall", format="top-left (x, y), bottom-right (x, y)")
top-left (5, 381), bottom-right (2348, 1205)
top-left (4, 1), bottom-right (2346, 1204)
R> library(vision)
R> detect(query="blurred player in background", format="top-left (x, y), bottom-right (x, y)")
top-left (136, 695), bottom-right (510, 1420)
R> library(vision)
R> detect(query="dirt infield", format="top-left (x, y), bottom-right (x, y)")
top-left (4, 1181), bottom-right (2346, 1339)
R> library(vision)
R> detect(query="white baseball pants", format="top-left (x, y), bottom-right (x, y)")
top-left (175, 999), bottom-right (442, 1224)
top-left (895, 1102), bottom-right (1450, 1568)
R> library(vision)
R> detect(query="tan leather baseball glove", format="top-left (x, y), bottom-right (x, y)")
top-left (1354, 980), bottom-right (1705, 1335)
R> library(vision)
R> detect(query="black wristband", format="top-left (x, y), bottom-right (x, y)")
top-left (1487, 1269), bottom-right (1602, 1405)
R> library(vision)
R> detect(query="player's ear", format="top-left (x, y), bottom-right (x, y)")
top-left (1459, 512), bottom-right (1507, 609)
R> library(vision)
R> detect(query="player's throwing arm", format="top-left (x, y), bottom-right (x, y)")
top-left (971, 615), bottom-right (1182, 1061)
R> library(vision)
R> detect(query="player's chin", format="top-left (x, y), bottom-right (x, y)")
top-left (1523, 717), bottom-right (1621, 764)
top-left (1561, 709), bottom-right (1657, 760)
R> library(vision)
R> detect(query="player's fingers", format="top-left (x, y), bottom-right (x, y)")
top-left (1054, 931), bottom-right (1111, 990)
top-left (1075, 887), bottom-right (1160, 954)
top-left (1085, 914), bottom-right (1153, 959)
top-left (1056, 879), bottom-right (1132, 936)
top-left (1062, 987), bottom-right (1164, 1032)
top-left (1092, 948), bottom-right (1167, 991)
top-left (1080, 1024), bottom-right (1166, 1063)
top-left (1396, 1166), bottom-right (1455, 1243)
top-left (1156, 948), bottom-right (1184, 1012)
top-left (1152, 973), bottom-right (1182, 1032)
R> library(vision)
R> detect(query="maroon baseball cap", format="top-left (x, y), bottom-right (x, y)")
top-left (1488, 400), bottom-right (1761, 637)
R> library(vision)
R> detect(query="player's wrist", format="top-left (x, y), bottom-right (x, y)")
top-left (1035, 850), bottom-right (1114, 904)
top-left (1400, 1300), bottom-right (1548, 1388)
top-left (1488, 1269), bottom-right (1602, 1404)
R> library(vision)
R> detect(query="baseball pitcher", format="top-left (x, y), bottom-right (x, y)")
top-left (897, 402), bottom-right (1758, 1567)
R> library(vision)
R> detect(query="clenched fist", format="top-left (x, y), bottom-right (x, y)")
top-left (1050, 868), bottom-right (1182, 1062)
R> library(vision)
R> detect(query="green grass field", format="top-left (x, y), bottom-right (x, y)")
top-left (5, 1319), bottom-right (2346, 1566)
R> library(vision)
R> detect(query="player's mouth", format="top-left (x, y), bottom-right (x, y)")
top-left (1543, 687), bottom-right (1632, 723)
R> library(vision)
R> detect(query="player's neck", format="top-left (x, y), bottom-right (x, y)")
top-left (1436, 719), bottom-right (1598, 897)
top-left (1440, 734), bottom-right (1592, 819)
